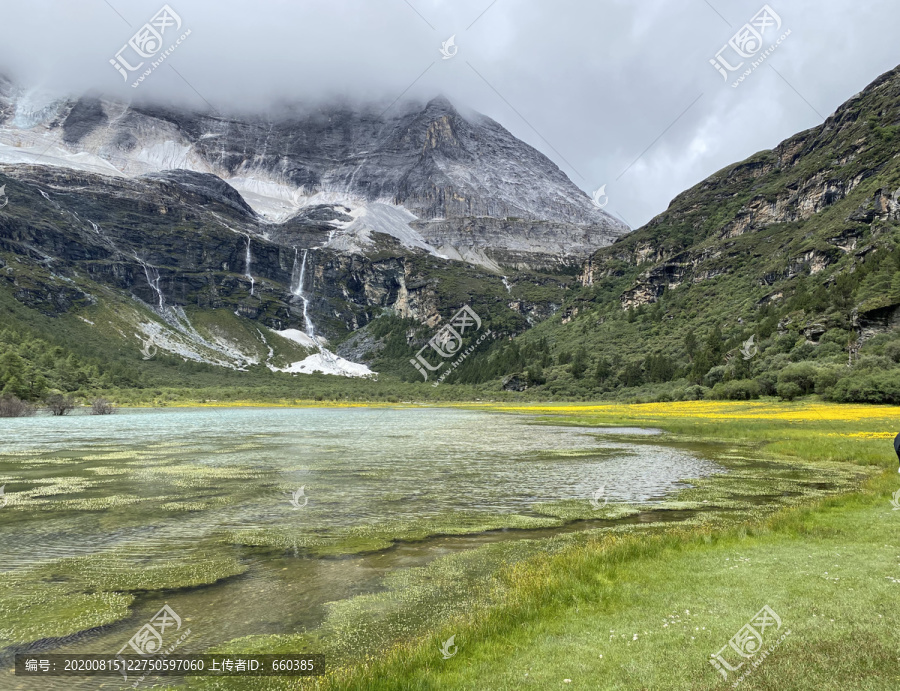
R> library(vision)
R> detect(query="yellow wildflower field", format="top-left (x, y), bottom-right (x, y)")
top-left (483, 400), bottom-right (900, 423)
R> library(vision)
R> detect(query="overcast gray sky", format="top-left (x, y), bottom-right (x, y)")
top-left (0, 0), bottom-right (897, 228)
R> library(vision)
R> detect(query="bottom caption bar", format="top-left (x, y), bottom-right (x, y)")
top-left (15, 654), bottom-right (325, 676)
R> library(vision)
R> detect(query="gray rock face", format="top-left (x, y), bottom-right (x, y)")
top-left (0, 161), bottom-right (567, 344)
top-left (136, 96), bottom-right (625, 226)
top-left (413, 216), bottom-right (623, 271)
top-left (0, 80), bottom-right (629, 267)
top-left (62, 96), bottom-right (108, 144)
top-left (142, 169), bottom-right (257, 217)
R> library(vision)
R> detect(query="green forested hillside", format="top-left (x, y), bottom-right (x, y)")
top-left (431, 66), bottom-right (900, 403)
top-left (6, 65), bottom-right (900, 407)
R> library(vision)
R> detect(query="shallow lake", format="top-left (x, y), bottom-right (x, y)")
top-left (0, 407), bottom-right (722, 689)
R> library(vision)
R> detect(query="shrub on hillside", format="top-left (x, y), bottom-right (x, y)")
top-left (773, 334), bottom-right (798, 354)
top-left (526, 365), bottom-right (546, 386)
top-left (703, 366), bottom-right (727, 388)
top-left (814, 342), bottom-right (844, 359)
top-left (755, 372), bottom-right (778, 396)
top-left (821, 328), bottom-right (853, 346)
top-left (829, 370), bottom-right (900, 404)
top-left (677, 384), bottom-right (708, 401)
top-left (776, 381), bottom-right (803, 401)
top-left (813, 366), bottom-right (843, 394)
top-left (710, 379), bottom-right (760, 401)
top-left (777, 362), bottom-right (818, 395)
top-left (789, 342), bottom-right (817, 362)
top-left (853, 355), bottom-right (894, 373)
top-left (884, 341), bottom-right (900, 363)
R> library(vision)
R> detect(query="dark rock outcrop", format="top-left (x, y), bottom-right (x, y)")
top-left (0, 85), bottom-right (630, 268)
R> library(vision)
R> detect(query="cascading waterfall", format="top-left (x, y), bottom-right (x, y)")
top-left (139, 260), bottom-right (166, 312)
top-left (290, 248), bottom-right (316, 339)
top-left (290, 248), bottom-right (301, 294)
top-left (244, 235), bottom-right (255, 296)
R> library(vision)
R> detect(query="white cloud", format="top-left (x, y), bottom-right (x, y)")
top-left (0, 0), bottom-right (896, 227)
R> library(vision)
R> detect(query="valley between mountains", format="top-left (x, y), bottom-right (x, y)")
top-left (3, 65), bottom-right (900, 405)
top-left (3, 20), bottom-right (900, 691)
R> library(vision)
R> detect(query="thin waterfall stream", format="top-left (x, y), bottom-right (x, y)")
top-left (244, 235), bottom-right (255, 296)
top-left (138, 259), bottom-right (166, 312)
top-left (291, 248), bottom-right (316, 339)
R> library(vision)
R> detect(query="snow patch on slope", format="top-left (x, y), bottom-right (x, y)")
top-left (436, 244), bottom-right (504, 273)
top-left (0, 140), bottom-right (125, 177)
top-left (323, 202), bottom-right (433, 254)
top-left (276, 352), bottom-right (375, 378)
top-left (10, 89), bottom-right (66, 129)
top-left (226, 176), bottom-right (307, 222)
top-left (321, 202), bottom-right (501, 272)
top-left (270, 328), bottom-right (375, 378)
top-left (273, 328), bottom-right (319, 350)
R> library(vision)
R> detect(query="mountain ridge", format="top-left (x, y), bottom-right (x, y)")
top-left (0, 81), bottom-right (629, 270)
top-left (469, 62), bottom-right (900, 402)
top-left (0, 82), bottom-right (593, 379)
top-left (7, 62), bottom-right (900, 404)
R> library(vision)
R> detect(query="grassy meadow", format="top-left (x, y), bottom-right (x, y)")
top-left (4, 400), bottom-right (898, 690)
top-left (277, 401), bottom-right (900, 690)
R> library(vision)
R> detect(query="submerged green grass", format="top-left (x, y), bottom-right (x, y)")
top-left (0, 580), bottom-right (133, 648)
top-left (0, 545), bottom-right (246, 648)
top-left (3, 402), bottom-right (897, 690)
top-left (169, 403), bottom-right (900, 690)
top-left (228, 512), bottom-right (566, 557)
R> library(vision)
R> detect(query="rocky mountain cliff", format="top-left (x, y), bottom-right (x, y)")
top-left (0, 78), bottom-right (606, 375)
top-left (581, 65), bottom-right (900, 316)
top-left (5, 62), bottom-right (900, 400)
top-left (0, 78), bottom-right (628, 270)
top-left (487, 63), bottom-right (900, 401)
